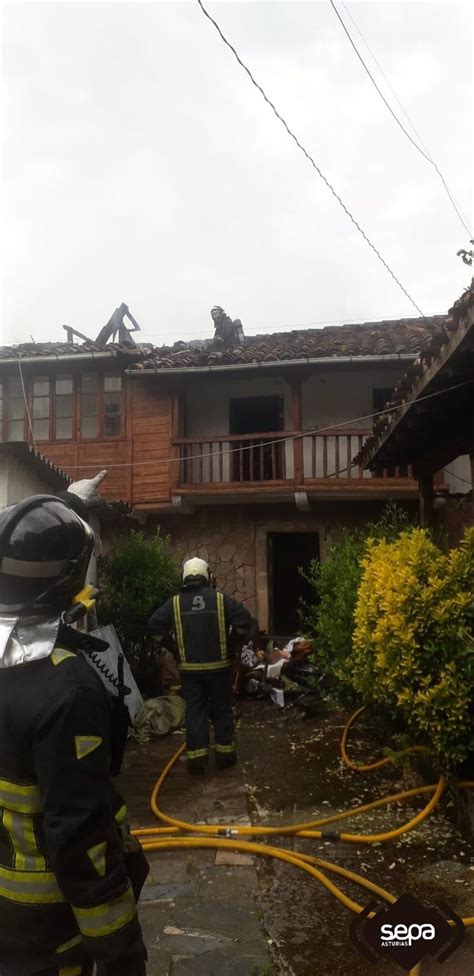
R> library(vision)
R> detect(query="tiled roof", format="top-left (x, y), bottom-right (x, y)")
top-left (0, 342), bottom-right (152, 362)
top-left (130, 316), bottom-right (447, 371)
top-left (0, 442), bottom-right (71, 489)
top-left (355, 285), bottom-right (474, 468)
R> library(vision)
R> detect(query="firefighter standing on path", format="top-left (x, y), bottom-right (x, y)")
top-left (0, 476), bottom-right (148, 976)
top-left (148, 558), bottom-right (251, 774)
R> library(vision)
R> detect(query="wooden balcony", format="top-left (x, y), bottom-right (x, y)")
top-left (172, 429), bottom-right (416, 494)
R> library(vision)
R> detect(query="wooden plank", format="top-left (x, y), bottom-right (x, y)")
top-left (259, 441), bottom-right (264, 481)
top-left (311, 436), bottom-right (316, 479)
top-left (271, 440), bottom-right (277, 480)
top-left (346, 435), bottom-right (351, 480)
top-left (218, 440), bottom-right (223, 483)
top-left (335, 435), bottom-right (340, 478)
top-left (322, 436), bottom-right (328, 478)
top-left (358, 436), bottom-right (364, 479)
top-left (238, 441), bottom-right (243, 482)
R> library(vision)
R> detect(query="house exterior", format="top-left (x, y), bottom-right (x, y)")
top-left (357, 284), bottom-right (474, 546)
top-left (0, 308), bottom-right (449, 634)
top-left (0, 442), bottom-right (70, 506)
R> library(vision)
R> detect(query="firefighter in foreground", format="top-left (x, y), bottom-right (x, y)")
top-left (148, 557), bottom-right (251, 773)
top-left (0, 476), bottom-right (148, 976)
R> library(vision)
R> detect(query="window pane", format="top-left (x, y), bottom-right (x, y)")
top-left (56, 394), bottom-right (73, 418)
top-left (10, 398), bottom-right (24, 421)
top-left (82, 415), bottom-right (98, 438)
top-left (82, 374), bottom-right (98, 393)
top-left (33, 419), bottom-right (49, 439)
top-left (56, 417), bottom-right (73, 439)
top-left (104, 374), bottom-right (122, 392)
top-left (81, 393), bottom-right (98, 418)
top-left (56, 375), bottom-right (73, 395)
top-left (104, 413), bottom-right (122, 438)
top-left (8, 419), bottom-right (24, 441)
top-left (33, 377), bottom-right (49, 397)
top-left (104, 391), bottom-right (121, 414)
top-left (33, 396), bottom-right (49, 419)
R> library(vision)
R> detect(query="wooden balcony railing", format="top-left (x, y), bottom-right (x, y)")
top-left (172, 429), bottom-right (414, 488)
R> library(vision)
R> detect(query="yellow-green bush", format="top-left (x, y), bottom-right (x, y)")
top-left (351, 527), bottom-right (474, 768)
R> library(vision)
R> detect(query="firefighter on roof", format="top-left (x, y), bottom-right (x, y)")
top-left (148, 557), bottom-right (251, 773)
top-left (0, 474), bottom-right (148, 976)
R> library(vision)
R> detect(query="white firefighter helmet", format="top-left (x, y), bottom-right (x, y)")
top-left (182, 557), bottom-right (210, 585)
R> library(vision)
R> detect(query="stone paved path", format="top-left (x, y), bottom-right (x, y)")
top-left (121, 731), bottom-right (273, 976)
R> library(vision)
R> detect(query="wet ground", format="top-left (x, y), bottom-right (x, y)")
top-left (238, 700), bottom-right (474, 976)
top-left (122, 700), bottom-right (474, 976)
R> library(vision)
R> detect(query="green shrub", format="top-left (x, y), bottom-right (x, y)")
top-left (301, 503), bottom-right (413, 697)
top-left (98, 530), bottom-right (181, 674)
top-left (351, 527), bottom-right (474, 768)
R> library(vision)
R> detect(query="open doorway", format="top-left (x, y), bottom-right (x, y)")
top-left (268, 532), bottom-right (319, 635)
top-left (229, 395), bottom-right (284, 480)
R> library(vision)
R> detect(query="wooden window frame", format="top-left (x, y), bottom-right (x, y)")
top-left (79, 372), bottom-right (124, 442)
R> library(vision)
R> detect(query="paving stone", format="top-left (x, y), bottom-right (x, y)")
top-left (141, 882), bottom-right (195, 901)
top-left (161, 929), bottom-right (232, 954)
top-left (171, 944), bottom-right (270, 976)
top-left (173, 901), bottom-right (263, 942)
top-left (214, 850), bottom-right (255, 866)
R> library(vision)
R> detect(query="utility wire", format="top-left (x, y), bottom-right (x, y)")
top-left (138, 311), bottom-right (442, 339)
top-left (59, 378), bottom-right (472, 470)
top-left (331, 0), bottom-right (473, 237)
top-left (196, 0), bottom-right (425, 318)
top-left (17, 357), bottom-right (37, 451)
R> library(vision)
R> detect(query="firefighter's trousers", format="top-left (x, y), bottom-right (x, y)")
top-left (180, 668), bottom-right (236, 771)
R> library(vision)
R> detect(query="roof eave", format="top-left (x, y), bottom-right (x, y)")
top-left (127, 353), bottom-right (417, 376)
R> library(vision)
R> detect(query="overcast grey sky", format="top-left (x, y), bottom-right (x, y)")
top-left (2, 1), bottom-right (472, 346)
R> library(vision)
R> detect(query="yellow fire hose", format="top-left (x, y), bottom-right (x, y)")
top-left (132, 707), bottom-right (474, 975)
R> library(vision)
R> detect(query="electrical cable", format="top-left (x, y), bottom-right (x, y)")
top-left (196, 0), bottom-right (426, 318)
top-left (17, 357), bottom-right (37, 452)
top-left (51, 376), bottom-right (473, 471)
top-left (332, 1), bottom-right (473, 238)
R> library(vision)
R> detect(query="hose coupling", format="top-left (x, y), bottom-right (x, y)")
top-left (218, 828), bottom-right (239, 838)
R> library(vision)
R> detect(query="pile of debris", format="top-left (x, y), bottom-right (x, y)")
top-left (239, 636), bottom-right (323, 707)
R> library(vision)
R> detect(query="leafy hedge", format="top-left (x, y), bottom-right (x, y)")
top-left (98, 530), bottom-right (181, 673)
top-left (352, 527), bottom-right (474, 768)
top-left (301, 504), bottom-right (412, 699)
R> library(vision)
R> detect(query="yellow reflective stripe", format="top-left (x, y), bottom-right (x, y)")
top-left (87, 841), bottom-right (107, 878)
top-left (2, 809), bottom-right (46, 871)
top-left (215, 742), bottom-right (236, 753)
top-left (179, 660), bottom-right (231, 672)
top-left (0, 864), bottom-right (64, 904)
top-left (187, 748), bottom-right (208, 759)
top-left (0, 778), bottom-right (41, 814)
top-left (216, 591), bottom-right (227, 660)
top-left (114, 804), bottom-right (127, 825)
top-left (73, 885), bottom-right (136, 939)
top-left (75, 735), bottom-right (103, 760)
top-left (56, 934), bottom-right (83, 955)
top-left (173, 595), bottom-right (186, 664)
top-left (59, 968), bottom-right (83, 976)
top-left (51, 647), bottom-right (76, 666)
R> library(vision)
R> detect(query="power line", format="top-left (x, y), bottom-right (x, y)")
top-left (61, 378), bottom-right (472, 470)
top-left (331, 0), bottom-right (473, 238)
top-left (196, 0), bottom-right (426, 319)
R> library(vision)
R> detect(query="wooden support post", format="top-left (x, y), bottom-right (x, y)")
top-left (291, 378), bottom-right (304, 485)
top-left (170, 394), bottom-right (181, 492)
top-left (470, 450), bottom-right (474, 496)
top-left (418, 473), bottom-right (434, 525)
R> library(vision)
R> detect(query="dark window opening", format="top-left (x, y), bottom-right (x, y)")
top-left (269, 531), bottom-right (319, 635)
top-left (229, 395), bottom-right (284, 481)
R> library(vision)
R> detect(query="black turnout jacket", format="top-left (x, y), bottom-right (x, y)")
top-left (148, 584), bottom-right (251, 671)
top-left (0, 633), bottom-right (146, 972)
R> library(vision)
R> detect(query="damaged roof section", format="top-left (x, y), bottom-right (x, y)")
top-left (355, 284), bottom-right (474, 473)
top-left (130, 315), bottom-right (447, 371)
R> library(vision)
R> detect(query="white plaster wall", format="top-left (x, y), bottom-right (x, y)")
top-left (443, 455), bottom-right (472, 494)
top-left (0, 456), bottom-right (52, 506)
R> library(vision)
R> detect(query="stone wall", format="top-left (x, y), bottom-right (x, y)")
top-left (158, 508), bottom-right (257, 616)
